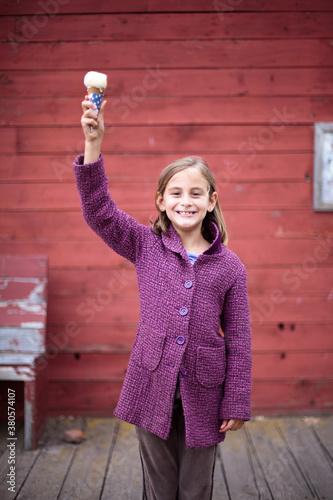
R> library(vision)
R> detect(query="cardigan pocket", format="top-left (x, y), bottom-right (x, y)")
top-left (141, 329), bottom-right (166, 371)
top-left (196, 345), bottom-right (226, 388)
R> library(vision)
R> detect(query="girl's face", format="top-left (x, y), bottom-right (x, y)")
top-left (157, 167), bottom-right (217, 235)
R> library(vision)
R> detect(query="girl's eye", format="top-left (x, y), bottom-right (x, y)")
top-left (192, 192), bottom-right (201, 197)
top-left (172, 192), bottom-right (180, 196)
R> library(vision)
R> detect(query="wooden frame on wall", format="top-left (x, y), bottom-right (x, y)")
top-left (313, 122), bottom-right (333, 212)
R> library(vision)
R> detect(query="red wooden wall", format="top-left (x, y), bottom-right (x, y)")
top-left (1, 0), bottom-right (333, 417)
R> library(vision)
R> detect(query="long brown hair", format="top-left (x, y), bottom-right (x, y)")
top-left (151, 156), bottom-right (228, 245)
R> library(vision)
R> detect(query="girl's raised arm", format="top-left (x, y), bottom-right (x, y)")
top-left (74, 98), bottom-right (150, 265)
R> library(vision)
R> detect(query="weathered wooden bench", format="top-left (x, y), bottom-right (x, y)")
top-left (0, 255), bottom-right (48, 449)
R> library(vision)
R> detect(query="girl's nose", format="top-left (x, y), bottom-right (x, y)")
top-left (180, 195), bottom-right (192, 206)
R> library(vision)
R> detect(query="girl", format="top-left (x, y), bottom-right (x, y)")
top-left (74, 97), bottom-right (252, 500)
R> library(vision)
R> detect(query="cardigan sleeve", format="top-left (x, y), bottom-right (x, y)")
top-left (73, 153), bottom-right (149, 264)
top-left (220, 264), bottom-right (252, 421)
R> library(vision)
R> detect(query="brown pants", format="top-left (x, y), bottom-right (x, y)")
top-left (135, 400), bottom-right (217, 500)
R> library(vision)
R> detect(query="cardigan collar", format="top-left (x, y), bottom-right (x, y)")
top-left (161, 221), bottom-right (223, 257)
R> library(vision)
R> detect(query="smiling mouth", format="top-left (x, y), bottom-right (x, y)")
top-left (177, 211), bottom-right (196, 216)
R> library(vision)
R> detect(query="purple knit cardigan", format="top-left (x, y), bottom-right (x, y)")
top-left (74, 154), bottom-right (252, 448)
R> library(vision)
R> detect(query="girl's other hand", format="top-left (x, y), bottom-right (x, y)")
top-left (81, 96), bottom-right (107, 142)
top-left (219, 419), bottom-right (244, 433)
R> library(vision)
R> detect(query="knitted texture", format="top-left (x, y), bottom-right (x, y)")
top-left (74, 154), bottom-right (252, 448)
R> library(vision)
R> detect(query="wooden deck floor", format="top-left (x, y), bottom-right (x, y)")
top-left (0, 415), bottom-right (332, 499)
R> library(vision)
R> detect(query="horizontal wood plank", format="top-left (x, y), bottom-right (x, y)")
top-left (14, 125), bottom-right (313, 154)
top-left (253, 352), bottom-right (333, 379)
top-left (2, 96), bottom-right (332, 127)
top-left (0, 16), bottom-right (14, 41)
top-left (0, 305), bottom-right (47, 328)
top-left (252, 324), bottom-right (333, 351)
top-left (48, 268), bottom-right (138, 298)
top-left (9, 12), bottom-right (333, 42)
top-left (1, 238), bottom-right (332, 268)
top-left (2, 210), bottom-right (332, 242)
top-left (46, 379), bottom-right (333, 415)
top-left (46, 351), bottom-right (333, 382)
top-left (0, 254), bottom-right (48, 278)
top-left (45, 266), bottom-right (333, 299)
top-left (224, 210), bottom-right (333, 239)
top-left (2, 69), bottom-right (333, 98)
top-left (45, 293), bottom-right (333, 325)
top-left (1, 40), bottom-right (332, 70)
top-left (46, 324), bottom-right (137, 354)
top-left (1, 0), bottom-right (333, 15)
top-left (47, 381), bottom-right (124, 413)
top-left (47, 353), bottom-right (130, 381)
top-left (0, 127), bottom-right (16, 153)
top-left (44, 322), bottom-right (333, 354)
top-left (0, 181), bottom-right (315, 210)
top-left (47, 295), bottom-right (140, 326)
top-left (0, 278), bottom-right (46, 301)
top-left (0, 153), bottom-right (313, 182)
top-left (249, 296), bottom-right (333, 325)
top-left (232, 237), bottom-right (333, 268)
top-left (0, 327), bottom-right (45, 353)
top-left (246, 267), bottom-right (333, 296)
top-left (0, 239), bottom-right (140, 268)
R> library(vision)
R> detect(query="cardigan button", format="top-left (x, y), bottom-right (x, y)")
top-left (184, 280), bottom-right (193, 289)
top-left (180, 368), bottom-right (187, 375)
top-left (179, 307), bottom-right (188, 316)
top-left (176, 335), bottom-right (185, 345)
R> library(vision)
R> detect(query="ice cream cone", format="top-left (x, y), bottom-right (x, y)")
top-left (84, 72), bottom-right (107, 130)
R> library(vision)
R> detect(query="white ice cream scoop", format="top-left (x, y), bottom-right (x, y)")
top-left (84, 71), bottom-right (107, 93)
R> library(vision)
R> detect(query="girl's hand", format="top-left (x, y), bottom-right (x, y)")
top-left (81, 96), bottom-right (107, 142)
top-left (219, 419), bottom-right (244, 433)
top-left (82, 97), bottom-right (107, 164)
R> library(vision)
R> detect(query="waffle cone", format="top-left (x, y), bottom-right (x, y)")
top-left (86, 86), bottom-right (105, 95)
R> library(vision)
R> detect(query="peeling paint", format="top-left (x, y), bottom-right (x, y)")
top-left (0, 327), bottom-right (45, 353)
top-left (5, 306), bottom-right (46, 317)
top-left (0, 281), bottom-right (46, 314)
top-left (0, 279), bottom-right (8, 289)
top-left (15, 302), bottom-right (45, 314)
top-left (0, 366), bottom-right (35, 381)
top-left (28, 282), bottom-right (46, 303)
top-left (0, 281), bottom-right (46, 308)
top-left (13, 283), bottom-right (46, 313)
top-left (20, 322), bottom-right (45, 329)
top-left (11, 277), bottom-right (42, 284)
